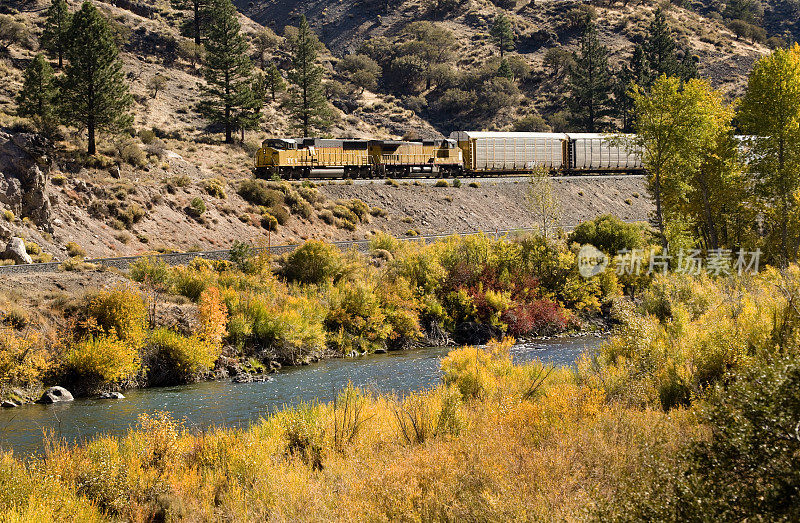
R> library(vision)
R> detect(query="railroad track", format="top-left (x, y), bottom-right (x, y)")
top-left (328, 174), bottom-right (645, 186)
top-left (0, 226), bottom-right (584, 275)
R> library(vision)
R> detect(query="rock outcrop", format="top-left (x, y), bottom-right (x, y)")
top-left (4, 237), bottom-right (32, 264)
top-left (0, 131), bottom-right (52, 234)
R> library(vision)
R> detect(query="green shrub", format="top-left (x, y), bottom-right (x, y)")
top-left (229, 241), bottom-right (256, 273)
top-left (452, 178), bottom-right (461, 188)
top-left (434, 180), bottom-right (449, 187)
top-left (24, 241), bottom-right (40, 255)
top-left (120, 142), bottom-right (146, 168)
top-left (238, 180), bottom-right (284, 207)
top-left (65, 242), bottom-right (85, 259)
top-left (129, 257), bottom-right (170, 288)
top-left (269, 205), bottom-right (289, 225)
top-left (369, 231), bottom-right (402, 253)
top-left (138, 129), bottom-right (156, 144)
top-left (332, 205), bottom-right (358, 224)
top-left (319, 210), bottom-right (335, 225)
top-left (469, 182), bottom-right (480, 188)
top-left (149, 328), bottom-right (218, 380)
top-left (290, 199), bottom-right (314, 220)
top-left (119, 204), bottom-right (145, 228)
top-left (569, 214), bottom-right (648, 254)
top-left (280, 240), bottom-right (343, 285)
top-left (187, 197), bottom-right (206, 217)
top-left (347, 199), bottom-right (370, 221)
top-left (3, 210), bottom-right (16, 222)
top-left (202, 178), bottom-right (226, 199)
top-left (261, 212), bottom-right (278, 231)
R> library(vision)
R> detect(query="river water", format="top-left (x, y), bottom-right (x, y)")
top-left (0, 336), bottom-right (604, 456)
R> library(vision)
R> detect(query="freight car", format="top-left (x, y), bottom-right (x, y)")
top-left (254, 132), bottom-right (645, 179)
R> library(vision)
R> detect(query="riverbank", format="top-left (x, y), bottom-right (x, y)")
top-left (1, 222), bottom-right (643, 405)
top-left (4, 266), bottom-right (800, 520)
top-left (0, 336), bottom-right (602, 456)
top-left (1, 339), bottom-right (697, 521)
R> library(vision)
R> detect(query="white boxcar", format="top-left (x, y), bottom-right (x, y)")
top-left (450, 131), bottom-right (567, 172)
top-left (566, 133), bottom-right (643, 171)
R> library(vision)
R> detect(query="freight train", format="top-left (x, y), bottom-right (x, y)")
top-left (253, 132), bottom-right (645, 179)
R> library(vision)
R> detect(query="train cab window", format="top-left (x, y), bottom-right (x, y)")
top-left (264, 139), bottom-right (296, 150)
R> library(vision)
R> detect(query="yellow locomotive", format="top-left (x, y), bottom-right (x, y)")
top-left (254, 138), bottom-right (463, 179)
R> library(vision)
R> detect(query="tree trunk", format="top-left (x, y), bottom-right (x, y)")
top-left (88, 116), bottom-right (96, 155)
top-left (654, 167), bottom-right (666, 249)
top-left (194, 0), bottom-right (201, 45)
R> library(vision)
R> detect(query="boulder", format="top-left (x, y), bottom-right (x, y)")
top-left (1, 400), bottom-right (18, 408)
top-left (38, 386), bottom-right (74, 404)
top-left (98, 392), bottom-right (125, 399)
top-left (4, 237), bottom-right (32, 264)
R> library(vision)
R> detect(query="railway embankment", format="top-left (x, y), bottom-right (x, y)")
top-left (319, 175), bottom-right (652, 238)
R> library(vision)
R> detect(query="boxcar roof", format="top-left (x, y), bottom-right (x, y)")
top-left (450, 131), bottom-right (569, 141)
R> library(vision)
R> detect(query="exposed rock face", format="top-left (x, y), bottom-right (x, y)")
top-left (39, 386), bottom-right (74, 404)
top-left (0, 131), bottom-right (52, 234)
top-left (4, 237), bottom-right (32, 264)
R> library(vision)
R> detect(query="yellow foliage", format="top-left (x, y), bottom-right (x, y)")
top-left (0, 327), bottom-right (51, 388)
top-left (64, 334), bottom-right (140, 385)
top-left (84, 287), bottom-right (147, 349)
top-left (197, 286), bottom-right (228, 347)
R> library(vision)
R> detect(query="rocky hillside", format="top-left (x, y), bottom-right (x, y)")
top-left (238, 0), bottom-right (770, 132)
top-left (0, 0), bottom-right (776, 262)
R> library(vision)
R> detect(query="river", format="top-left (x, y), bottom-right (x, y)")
top-left (0, 336), bottom-right (604, 456)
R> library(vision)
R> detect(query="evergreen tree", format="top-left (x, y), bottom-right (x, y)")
top-left (40, 0), bottom-right (72, 69)
top-left (497, 58), bottom-right (513, 80)
top-left (286, 15), bottom-right (331, 137)
top-left (568, 23), bottom-right (613, 132)
top-left (171, 0), bottom-right (210, 45)
top-left (490, 14), bottom-right (515, 58)
top-left (637, 9), bottom-right (697, 87)
top-left (264, 62), bottom-right (286, 101)
top-left (16, 54), bottom-right (59, 134)
top-left (60, 2), bottom-right (133, 155)
top-left (613, 63), bottom-right (635, 132)
top-left (198, 0), bottom-right (257, 143)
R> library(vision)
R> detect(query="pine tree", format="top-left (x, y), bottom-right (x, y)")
top-left (568, 23), bottom-right (613, 132)
top-left (497, 58), bottom-right (513, 80)
top-left (198, 0), bottom-right (257, 143)
top-left (612, 63), bottom-right (634, 132)
top-left (60, 2), bottom-right (133, 155)
top-left (171, 0), bottom-right (210, 45)
top-left (643, 8), bottom-right (681, 80)
top-left (16, 54), bottom-right (59, 134)
top-left (490, 14), bottom-right (515, 58)
top-left (264, 62), bottom-right (286, 101)
top-left (286, 15), bottom-right (331, 137)
top-left (40, 0), bottom-right (72, 69)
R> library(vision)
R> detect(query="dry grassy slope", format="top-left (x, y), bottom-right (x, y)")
top-left (239, 0), bottom-right (769, 131)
